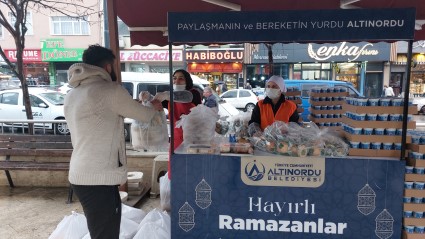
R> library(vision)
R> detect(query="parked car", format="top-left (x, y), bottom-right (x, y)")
top-left (0, 88), bottom-right (68, 135)
top-left (220, 89), bottom-right (258, 112)
top-left (252, 87), bottom-right (265, 100)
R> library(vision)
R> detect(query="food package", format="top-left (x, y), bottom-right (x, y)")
top-left (132, 101), bottom-right (168, 152)
top-left (249, 121), bottom-right (348, 157)
top-left (176, 104), bottom-right (219, 145)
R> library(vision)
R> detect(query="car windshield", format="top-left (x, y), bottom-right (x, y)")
top-left (39, 92), bottom-right (65, 105)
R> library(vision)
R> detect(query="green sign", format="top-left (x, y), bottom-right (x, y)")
top-left (40, 38), bottom-right (84, 62)
top-left (41, 48), bottom-right (84, 62)
top-left (41, 38), bottom-right (65, 49)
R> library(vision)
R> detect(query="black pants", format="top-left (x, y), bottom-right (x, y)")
top-left (71, 184), bottom-right (121, 239)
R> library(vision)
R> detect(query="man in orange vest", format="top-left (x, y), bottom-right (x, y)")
top-left (248, 75), bottom-right (299, 136)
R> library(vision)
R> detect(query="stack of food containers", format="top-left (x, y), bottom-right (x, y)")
top-left (404, 131), bottom-right (425, 238)
top-left (309, 86), bottom-right (347, 132)
top-left (342, 97), bottom-right (416, 157)
top-left (285, 86), bottom-right (303, 123)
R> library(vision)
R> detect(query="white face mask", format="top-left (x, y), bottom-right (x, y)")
top-left (265, 88), bottom-right (281, 99)
top-left (173, 84), bottom-right (186, 91)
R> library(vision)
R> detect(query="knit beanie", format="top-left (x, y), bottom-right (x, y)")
top-left (267, 75), bottom-right (286, 92)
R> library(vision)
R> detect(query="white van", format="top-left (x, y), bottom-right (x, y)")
top-left (120, 72), bottom-right (239, 141)
top-left (121, 72), bottom-right (209, 100)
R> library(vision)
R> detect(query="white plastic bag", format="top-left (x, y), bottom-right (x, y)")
top-left (122, 203), bottom-right (147, 224)
top-left (133, 209), bottom-right (171, 239)
top-left (81, 215), bottom-right (140, 239)
top-left (176, 104), bottom-right (220, 145)
top-left (132, 101), bottom-right (168, 151)
top-left (48, 211), bottom-right (88, 239)
top-left (160, 172), bottom-right (171, 211)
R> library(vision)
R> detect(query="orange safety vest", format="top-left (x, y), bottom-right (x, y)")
top-left (258, 99), bottom-right (297, 130)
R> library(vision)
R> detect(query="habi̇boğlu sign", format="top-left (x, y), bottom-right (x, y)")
top-left (168, 8), bottom-right (415, 43)
top-left (171, 154), bottom-right (404, 238)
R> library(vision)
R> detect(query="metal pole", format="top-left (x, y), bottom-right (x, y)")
top-left (401, 40), bottom-right (413, 160)
top-left (103, 0), bottom-right (109, 48)
top-left (169, 43), bottom-right (174, 154)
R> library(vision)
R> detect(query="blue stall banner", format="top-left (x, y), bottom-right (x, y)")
top-left (171, 155), bottom-right (405, 238)
top-left (168, 8), bottom-right (416, 44)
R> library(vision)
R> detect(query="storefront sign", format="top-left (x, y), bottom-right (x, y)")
top-left (41, 48), bottom-right (84, 62)
top-left (168, 8), bottom-right (415, 43)
top-left (308, 42), bottom-right (379, 61)
top-left (171, 154), bottom-right (404, 238)
top-left (41, 38), bottom-right (65, 49)
top-left (40, 38), bottom-right (84, 62)
top-left (249, 42), bottom-right (390, 64)
top-left (185, 50), bottom-right (243, 63)
top-left (4, 49), bottom-right (42, 62)
top-left (120, 50), bottom-right (182, 62)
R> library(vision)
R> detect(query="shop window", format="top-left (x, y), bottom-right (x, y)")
top-left (9, 11), bottom-right (33, 35)
top-left (335, 63), bottom-right (360, 90)
top-left (51, 16), bottom-right (90, 35)
top-left (293, 63), bottom-right (331, 80)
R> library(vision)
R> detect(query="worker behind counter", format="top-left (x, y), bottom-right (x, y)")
top-left (248, 75), bottom-right (299, 136)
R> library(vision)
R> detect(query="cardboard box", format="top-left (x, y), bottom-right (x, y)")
top-left (343, 103), bottom-right (417, 114)
top-left (405, 174), bottom-right (425, 182)
top-left (404, 189), bottom-right (425, 197)
top-left (403, 231), bottom-right (425, 239)
top-left (407, 158), bottom-right (425, 168)
top-left (403, 233), bottom-right (424, 239)
top-left (310, 108), bottom-right (345, 115)
top-left (408, 144), bottom-right (425, 154)
top-left (308, 115), bottom-right (342, 123)
top-left (310, 100), bottom-right (345, 106)
top-left (289, 99), bottom-right (302, 104)
top-left (343, 116), bottom-right (416, 129)
top-left (309, 92), bottom-right (348, 97)
top-left (403, 218), bottom-right (425, 227)
top-left (285, 91), bottom-right (301, 96)
top-left (345, 132), bottom-right (411, 144)
top-left (348, 148), bottom-right (402, 158)
top-left (404, 203), bottom-right (425, 211)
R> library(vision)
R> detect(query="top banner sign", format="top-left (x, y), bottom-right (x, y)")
top-left (168, 8), bottom-right (416, 44)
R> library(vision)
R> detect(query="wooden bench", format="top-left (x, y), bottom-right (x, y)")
top-left (0, 135), bottom-right (74, 203)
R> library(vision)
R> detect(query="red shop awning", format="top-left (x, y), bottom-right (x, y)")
top-left (117, 0), bottom-right (425, 47)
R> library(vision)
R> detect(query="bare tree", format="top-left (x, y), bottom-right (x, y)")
top-left (0, 0), bottom-right (97, 134)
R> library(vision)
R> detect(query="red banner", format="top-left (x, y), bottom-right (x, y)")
top-left (4, 49), bottom-right (42, 62)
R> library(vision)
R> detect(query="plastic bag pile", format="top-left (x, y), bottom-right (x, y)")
top-left (250, 121), bottom-right (348, 157)
top-left (49, 205), bottom-right (170, 239)
top-left (176, 104), bottom-right (219, 145)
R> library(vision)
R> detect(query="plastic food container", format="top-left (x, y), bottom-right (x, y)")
top-left (379, 98), bottom-right (391, 106)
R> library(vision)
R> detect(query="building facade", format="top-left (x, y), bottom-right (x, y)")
top-left (392, 41), bottom-right (425, 96)
top-left (0, 1), bottom-right (103, 86)
top-left (244, 42), bottom-right (392, 97)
